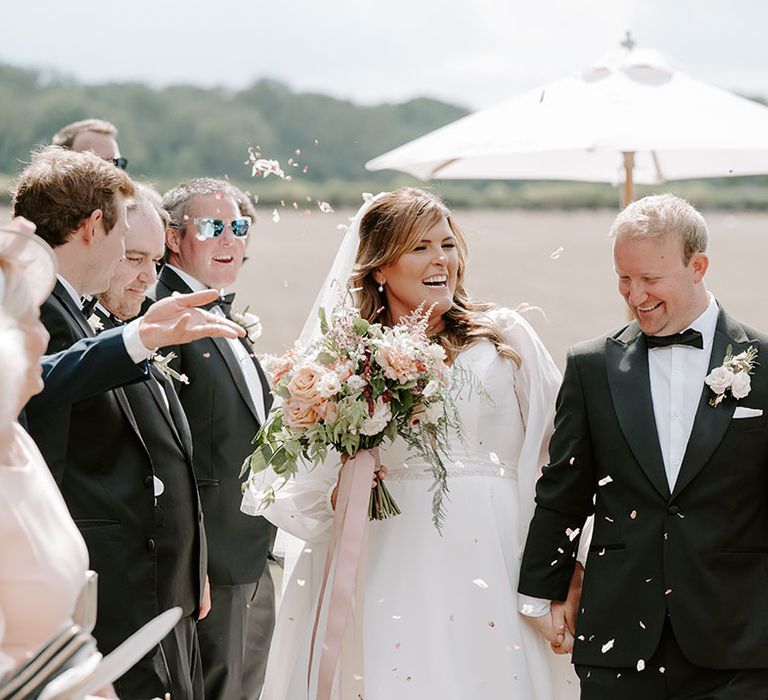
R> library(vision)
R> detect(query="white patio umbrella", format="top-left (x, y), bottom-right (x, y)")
top-left (366, 36), bottom-right (768, 206)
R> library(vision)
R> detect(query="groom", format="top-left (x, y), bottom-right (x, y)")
top-left (519, 194), bottom-right (768, 699)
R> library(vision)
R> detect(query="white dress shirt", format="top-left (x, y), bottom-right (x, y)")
top-left (519, 293), bottom-right (719, 618)
top-left (56, 275), bottom-right (154, 363)
top-left (649, 293), bottom-right (718, 490)
top-left (164, 265), bottom-right (266, 423)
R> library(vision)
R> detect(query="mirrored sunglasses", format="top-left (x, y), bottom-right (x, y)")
top-left (193, 216), bottom-right (251, 239)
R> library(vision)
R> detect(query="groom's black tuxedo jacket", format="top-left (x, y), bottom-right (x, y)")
top-left (519, 307), bottom-right (768, 670)
top-left (25, 281), bottom-right (205, 673)
top-left (153, 266), bottom-right (273, 585)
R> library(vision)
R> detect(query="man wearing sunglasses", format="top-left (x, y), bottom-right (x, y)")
top-left (154, 178), bottom-right (273, 700)
top-left (52, 118), bottom-right (128, 170)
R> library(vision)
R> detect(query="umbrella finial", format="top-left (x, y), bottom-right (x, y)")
top-left (620, 31), bottom-right (636, 51)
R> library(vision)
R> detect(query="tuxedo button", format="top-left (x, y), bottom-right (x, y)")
top-left (147, 538), bottom-right (156, 552)
top-left (144, 476), bottom-right (153, 488)
top-left (667, 505), bottom-right (680, 515)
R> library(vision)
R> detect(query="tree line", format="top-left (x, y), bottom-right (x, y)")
top-left (1, 63), bottom-right (765, 210)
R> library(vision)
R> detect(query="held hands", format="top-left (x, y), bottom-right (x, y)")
top-left (527, 563), bottom-right (584, 655)
top-left (139, 289), bottom-right (245, 350)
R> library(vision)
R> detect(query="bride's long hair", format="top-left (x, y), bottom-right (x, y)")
top-left (349, 187), bottom-right (519, 365)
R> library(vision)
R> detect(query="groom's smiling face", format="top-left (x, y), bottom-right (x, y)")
top-left (614, 231), bottom-right (709, 336)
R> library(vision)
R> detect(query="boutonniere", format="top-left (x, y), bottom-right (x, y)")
top-left (87, 314), bottom-right (104, 332)
top-left (231, 306), bottom-right (263, 343)
top-left (704, 344), bottom-right (758, 406)
top-left (152, 351), bottom-right (189, 385)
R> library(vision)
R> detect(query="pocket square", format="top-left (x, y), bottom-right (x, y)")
top-left (733, 407), bottom-right (763, 418)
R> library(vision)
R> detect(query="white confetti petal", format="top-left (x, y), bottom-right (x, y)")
top-left (566, 527), bottom-right (581, 542)
top-left (550, 246), bottom-right (564, 259)
top-left (296, 579), bottom-right (306, 587)
top-left (472, 578), bottom-right (489, 589)
top-left (601, 639), bottom-right (615, 654)
top-left (272, 209), bottom-right (280, 223)
top-left (598, 475), bottom-right (613, 486)
top-left (637, 659), bottom-right (645, 671)
top-left (489, 452), bottom-right (500, 465)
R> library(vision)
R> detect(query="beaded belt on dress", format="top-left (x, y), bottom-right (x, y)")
top-left (385, 457), bottom-right (518, 481)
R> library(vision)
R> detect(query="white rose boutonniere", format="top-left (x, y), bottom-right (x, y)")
top-left (152, 351), bottom-right (189, 385)
top-left (231, 306), bottom-right (263, 344)
top-left (87, 314), bottom-right (104, 333)
top-left (704, 344), bottom-right (758, 406)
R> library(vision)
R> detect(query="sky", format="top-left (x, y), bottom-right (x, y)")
top-left (2, 0), bottom-right (766, 109)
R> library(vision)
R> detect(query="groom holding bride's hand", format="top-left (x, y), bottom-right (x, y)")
top-left (519, 194), bottom-right (768, 699)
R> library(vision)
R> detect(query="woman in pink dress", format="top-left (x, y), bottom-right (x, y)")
top-left (0, 218), bottom-right (90, 677)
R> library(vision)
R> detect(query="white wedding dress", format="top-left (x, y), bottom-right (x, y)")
top-left (246, 309), bottom-right (580, 699)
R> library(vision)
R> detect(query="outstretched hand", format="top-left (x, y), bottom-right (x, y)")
top-left (139, 289), bottom-right (245, 350)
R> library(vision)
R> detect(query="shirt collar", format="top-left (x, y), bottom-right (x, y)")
top-left (686, 291), bottom-right (718, 349)
top-left (165, 264), bottom-right (211, 294)
top-left (56, 274), bottom-right (83, 309)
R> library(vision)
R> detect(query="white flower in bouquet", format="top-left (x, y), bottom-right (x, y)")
top-left (346, 375), bottom-right (367, 393)
top-left (730, 371), bottom-right (751, 399)
top-left (361, 399), bottom-right (392, 436)
top-left (317, 371), bottom-right (342, 398)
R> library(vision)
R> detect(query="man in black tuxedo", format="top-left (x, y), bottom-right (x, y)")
top-left (519, 194), bottom-right (768, 699)
top-left (14, 148), bottom-right (245, 700)
top-left (90, 184), bottom-right (209, 698)
top-left (154, 178), bottom-right (273, 700)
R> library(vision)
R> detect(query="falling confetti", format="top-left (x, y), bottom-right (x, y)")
top-left (569, 457), bottom-right (576, 465)
top-left (550, 246), bottom-right (564, 260)
top-left (598, 475), bottom-right (613, 486)
top-left (272, 209), bottom-right (280, 223)
top-left (473, 578), bottom-right (489, 589)
top-left (566, 527), bottom-right (581, 541)
top-left (659, 667), bottom-right (666, 674)
top-left (488, 621), bottom-right (496, 628)
top-left (317, 200), bottom-right (334, 213)
top-left (639, 620), bottom-right (646, 629)
top-left (296, 579), bottom-right (306, 587)
top-left (601, 639), bottom-right (615, 654)
top-left (489, 452), bottom-right (501, 465)
top-left (637, 659), bottom-right (645, 671)
top-left (392, 615), bottom-right (402, 620)
top-left (630, 510), bottom-right (638, 519)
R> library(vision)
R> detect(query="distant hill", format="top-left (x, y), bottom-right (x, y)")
top-left (1, 63), bottom-right (765, 210)
top-left (0, 64), bottom-right (467, 184)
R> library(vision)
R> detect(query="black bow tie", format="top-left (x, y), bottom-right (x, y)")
top-left (81, 296), bottom-right (98, 317)
top-left (646, 328), bottom-right (704, 349)
top-left (206, 292), bottom-right (235, 316)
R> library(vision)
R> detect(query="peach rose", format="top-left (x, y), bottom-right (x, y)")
top-left (283, 400), bottom-right (321, 431)
top-left (375, 339), bottom-right (421, 384)
top-left (287, 362), bottom-right (326, 404)
top-left (315, 400), bottom-right (339, 424)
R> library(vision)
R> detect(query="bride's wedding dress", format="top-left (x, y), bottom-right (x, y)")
top-left (245, 309), bottom-right (580, 699)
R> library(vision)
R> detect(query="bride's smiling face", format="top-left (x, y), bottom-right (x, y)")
top-left (375, 215), bottom-right (458, 327)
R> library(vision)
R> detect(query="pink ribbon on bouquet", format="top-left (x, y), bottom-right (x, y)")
top-left (308, 447), bottom-right (379, 700)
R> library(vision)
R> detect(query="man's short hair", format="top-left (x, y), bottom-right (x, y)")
top-left (131, 181), bottom-right (171, 228)
top-left (610, 193), bottom-right (708, 264)
top-left (12, 146), bottom-right (135, 248)
top-left (52, 119), bottom-right (119, 150)
top-left (161, 178), bottom-right (246, 236)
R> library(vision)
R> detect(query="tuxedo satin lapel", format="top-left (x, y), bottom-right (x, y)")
top-left (157, 266), bottom-right (192, 296)
top-left (146, 367), bottom-right (187, 453)
top-left (672, 311), bottom-right (752, 498)
top-left (237, 335), bottom-right (273, 415)
top-left (607, 325), bottom-right (671, 500)
top-left (164, 382), bottom-right (194, 461)
top-left (52, 280), bottom-right (94, 337)
top-left (211, 336), bottom-right (261, 422)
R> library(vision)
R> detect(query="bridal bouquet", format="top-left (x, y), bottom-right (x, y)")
top-left (242, 304), bottom-right (458, 530)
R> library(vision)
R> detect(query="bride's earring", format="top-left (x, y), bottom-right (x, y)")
top-left (378, 283), bottom-right (385, 293)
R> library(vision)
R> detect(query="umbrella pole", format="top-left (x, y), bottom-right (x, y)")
top-left (621, 151), bottom-right (635, 208)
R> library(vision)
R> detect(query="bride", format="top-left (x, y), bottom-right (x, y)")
top-left (243, 188), bottom-right (580, 699)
